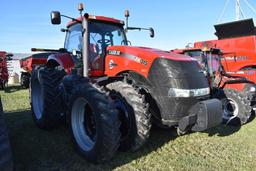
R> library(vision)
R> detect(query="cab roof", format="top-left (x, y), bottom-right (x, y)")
top-left (67, 15), bottom-right (124, 28)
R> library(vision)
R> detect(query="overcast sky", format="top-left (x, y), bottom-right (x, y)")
top-left (1, 0), bottom-right (256, 53)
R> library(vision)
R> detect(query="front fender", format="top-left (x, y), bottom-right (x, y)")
top-left (47, 53), bottom-right (74, 73)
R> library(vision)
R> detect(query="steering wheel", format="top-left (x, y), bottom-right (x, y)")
top-left (97, 39), bottom-right (110, 44)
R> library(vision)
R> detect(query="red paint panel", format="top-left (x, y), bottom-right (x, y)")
top-left (194, 35), bottom-right (256, 84)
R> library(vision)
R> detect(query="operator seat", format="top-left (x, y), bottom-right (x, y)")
top-left (89, 43), bottom-right (102, 70)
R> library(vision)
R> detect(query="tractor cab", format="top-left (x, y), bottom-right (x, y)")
top-left (49, 5), bottom-right (154, 78)
top-left (64, 16), bottom-right (128, 76)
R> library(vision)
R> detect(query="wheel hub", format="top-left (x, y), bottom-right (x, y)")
top-left (32, 79), bottom-right (43, 119)
top-left (71, 98), bottom-right (96, 151)
top-left (112, 94), bottom-right (131, 141)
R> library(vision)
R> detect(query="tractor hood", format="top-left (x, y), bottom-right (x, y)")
top-left (107, 45), bottom-right (207, 86)
top-left (107, 45), bottom-right (203, 78)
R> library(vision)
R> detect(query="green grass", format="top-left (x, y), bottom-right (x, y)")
top-left (1, 85), bottom-right (256, 171)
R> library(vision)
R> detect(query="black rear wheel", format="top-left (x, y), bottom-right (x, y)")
top-left (20, 72), bottom-right (30, 89)
top-left (69, 80), bottom-right (120, 163)
top-left (0, 81), bottom-right (7, 90)
top-left (30, 66), bottom-right (66, 129)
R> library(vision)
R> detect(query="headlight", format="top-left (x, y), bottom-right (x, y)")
top-left (168, 87), bottom-right (210, 97)
top-left (249, 86), bottom-right (256, 92)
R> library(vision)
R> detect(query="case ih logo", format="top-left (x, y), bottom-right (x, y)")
top-left (108, 50), bottom-right (121, 56)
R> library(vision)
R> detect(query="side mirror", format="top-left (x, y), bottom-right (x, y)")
top-left (51, 11), bottom-right (61, 25)
top-left (149, 27), bottom-right (155, 38)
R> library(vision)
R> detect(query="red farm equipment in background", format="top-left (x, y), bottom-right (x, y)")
top-left (194, 18), bottom-right (256, 85)
top-left (172, 47), bottom-right (256, 125)
top-left (19, 52), bottom-right (52, 88)
top-left (0, 51), bottom-right (12, 90)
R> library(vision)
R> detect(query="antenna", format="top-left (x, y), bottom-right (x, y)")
top-left (236, 0), bottom-right (241, 20)
top-left (235, 0), bottom-right (246, 20)
top-left (218, 0), bottom-right (251, 23)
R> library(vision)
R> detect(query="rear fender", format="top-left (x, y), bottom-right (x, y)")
top-left (47, 53), bottom-right (74, 73)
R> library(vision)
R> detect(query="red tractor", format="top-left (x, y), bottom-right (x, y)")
top-left (20, 52), bottom-right (51, 88)
top-left (30, 4), bottom-right (222, 163)
top-left (0, 51), bottom-right (12, 90)
top-left (172, 48), bottom-right (255, 125)
top-left (194, 18), bottom-right (256, 86)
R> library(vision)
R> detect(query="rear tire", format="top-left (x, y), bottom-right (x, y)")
top-left (30, 67), bottom-right (66, 129)
top-left (106, 81), bottom-right (151, 151)
top-left (215, 89), bottom-right (252, 125)
top-left (0, 81), bottom-right (6, 90)
top-left (20, 72), bottom-right (30, 89)
top-left (0, 98), bottom-right (13, 171)
top-left (69, 80), bottom-right (120, 163)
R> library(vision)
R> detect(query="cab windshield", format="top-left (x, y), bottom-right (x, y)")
top-left (64, 21), bottom-right (127, 53)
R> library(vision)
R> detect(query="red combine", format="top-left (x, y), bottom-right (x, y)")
top-left (30, 4), bottom-right (222, 163)
top-left (172, 48), bottom-right (256, 125)
top-left (0, 51), bottom-right (12, 90)
top-left (194, 18), bottom-right (256, 85)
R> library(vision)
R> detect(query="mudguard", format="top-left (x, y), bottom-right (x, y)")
top-left (47, 53), bottom-right (74, 73)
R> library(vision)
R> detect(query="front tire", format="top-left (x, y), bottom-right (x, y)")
top-left (69, 80), bottom-right (120, 163)
top-left (30, 67), bottom-right (66, 129)
top-left (106, 81), bottom-right (151, 151)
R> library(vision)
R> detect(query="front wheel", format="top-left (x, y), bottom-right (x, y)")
top-left (69, 81), bottom-right (120, 163)
top-left (106, 81), bottom-right (151, 151)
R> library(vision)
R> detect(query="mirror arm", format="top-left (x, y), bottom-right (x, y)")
top-left (127, 27), bottom-right (149, 31)
top-left (60, 14), bottom-right (82, 23)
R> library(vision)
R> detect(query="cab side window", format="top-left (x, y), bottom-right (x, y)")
top-left (65, 24), bottom-right (83, 53)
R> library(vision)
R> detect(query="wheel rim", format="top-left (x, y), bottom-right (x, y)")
top-left (71, 97), bottom-right (96, 151)
top-left (112, 94), bottom-right (131, 141)
top-left (221, 98), bottom-right (239, 121)
top-left (32, 78), bottom-right (43, 119)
